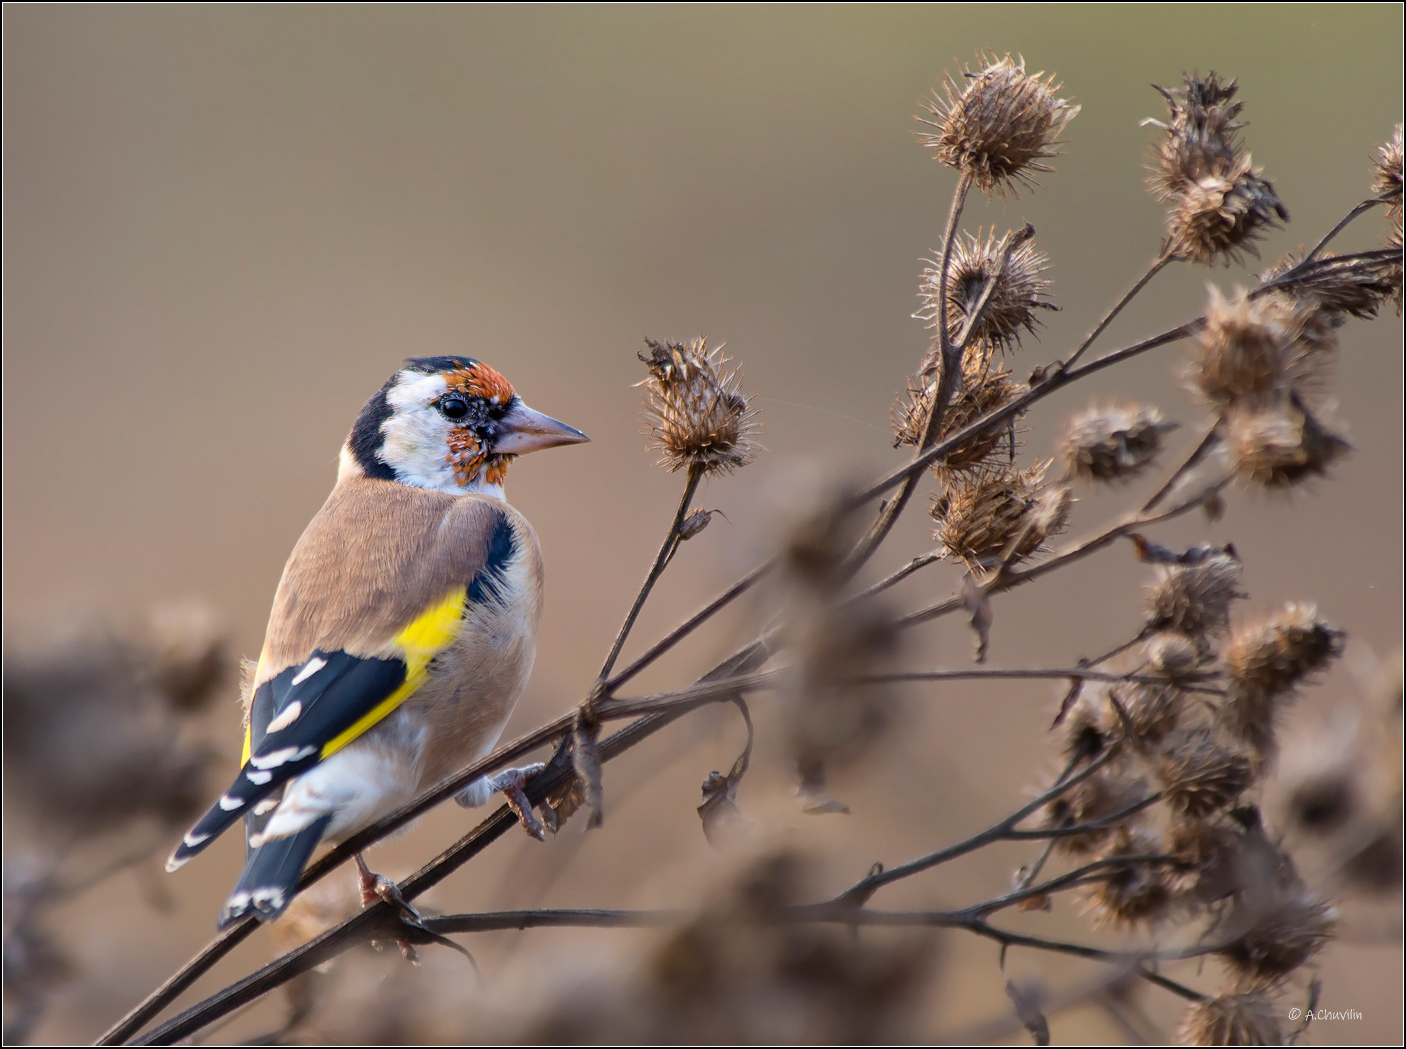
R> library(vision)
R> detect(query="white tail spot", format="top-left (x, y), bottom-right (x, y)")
top-left (266, 700), bottom-right (303, 733)
top-left (291, 658), bottom-right (327, 687)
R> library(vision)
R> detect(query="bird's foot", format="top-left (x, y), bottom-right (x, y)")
top-left (355, 853), bottom-right (425, 964)
top-left (454, 763), bottom-right (548, 840)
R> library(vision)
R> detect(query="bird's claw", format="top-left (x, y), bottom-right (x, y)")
top-left (490, 764), bottom-right (547, 841)
top-left (355, 854), bottom-right (426, 963)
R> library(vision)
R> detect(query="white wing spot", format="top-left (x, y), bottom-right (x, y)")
top-left (250, 746), bottom-right (301, 769)
top-left (290, 658), bottom-right (327, 687)
top-left (183, 830), bottom-right (210, 848)
top-left (218, 794), bottom-right (244, 811)
top-left (252, 798), bottom-right (279, 815)
top-left (265, 700), bottom-right (303, 733)
top-left (245, 768), bottom-right (273, 785)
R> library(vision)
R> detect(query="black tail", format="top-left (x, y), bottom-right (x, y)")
top-left (218, 815), bottom-right (331, 928)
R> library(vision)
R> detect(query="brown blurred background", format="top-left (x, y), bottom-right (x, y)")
top-left (3, 5), bottom-right (1401, 1044)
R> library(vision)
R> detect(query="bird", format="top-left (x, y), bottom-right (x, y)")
top-left (166, 355), bottom-right (588, 929)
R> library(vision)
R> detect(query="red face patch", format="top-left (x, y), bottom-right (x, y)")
top-left (444, 363), bottom-right (515, 405)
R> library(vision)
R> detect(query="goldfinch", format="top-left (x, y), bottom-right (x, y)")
top-left (166, 356), bottom-right (587, 928)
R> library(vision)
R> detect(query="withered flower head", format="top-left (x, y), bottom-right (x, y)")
top-left (1059, 400), bottom-right (1176, 482)
top-left (1225, 402), bottom-right (1351, 490)
top-left (1372, 124), bottom-right (1403, 213)
top-left (1218, 891), bottom-right (1335, 985)
top-left (1190, 288), bottom-right (1333, 410)
top-left (1146, 73), bottom-right (1287, 265)
top-left (1263, 249), bottom-right (1400, 322)
top-left (1042, 767), bottom-right (1149, 856)
top-left (918, 54), bottom-right (1079, 198)
top-left (1221, 603), bottom-right (1344, 758)
top-left (931, 460), bottom-right (1069, 571)
top-left (1145, 633), bottom-right (1203, 682)
top-left (639, 337), bottom-right (760, 475)
top-left (891, 358), bottom-right (1025, 470)
top-left (916, 229), bottom-right (1054, 355)
top-left (1112, 680), bottom-right (1185, 745)
top-left (1081, 827), bottom-right (1174, 928)
top-left (1226, 603), bottom-right (1344, 706)
top-left (1143, 554), bottom-right (1245, 639)
top-left (1177, 991), bottom-right (1284, 1047)
top-left (1166, 817), bottom-right (1246, 907)
top-left (1157, 727), bottom-right (1254, 819)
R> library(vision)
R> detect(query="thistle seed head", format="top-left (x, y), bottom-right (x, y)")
top-left (1372, 124), bottom-right (1403, 215)
top-left (1146, 74), bottom-right (1287, 266)
top-left (1218, 891), bottom-right (1335, 985)
top-left (1145, 633), bottom-right (1204, 682)
top-left (916, 229), bottom-right (1054, 355)
top-left (1225, 403), bottom-right (1351, 490)
top-left (931, 461), bottom-right (1068, 571)
top-left (1226, 603), bottom-right (1345, 707)
top-left (639, 337), bottom-right (760, 475)
top-left (918, 54), bottom-right (1078, 198)
top-left (1190, 288), bottom-right (1333, 411)
top-left (1081, 827), bottom-right (1174, 928)
top-left (1042, 768), bottom-right (1149, 857)
top-left (890, 360), bottom-right (1025, 470)
top-left (1143, 554), bottom-right (1245, 640)
top-left (1157, 727), bottom-right (1254, 819)
top-left (1112, 680), bottom-right (1186, 745)
top-left (1176, 991), bottom-right (1284, 1047)
top-left (1059, 400), bottom-right (1176, 483)
top-left (1263, 249), bottom-right (1400, 322)
top-left (1166, 817), bottom-right (1246, 907)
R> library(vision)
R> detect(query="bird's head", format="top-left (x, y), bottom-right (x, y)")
top-left (340, 356), bottom-right (588, 496)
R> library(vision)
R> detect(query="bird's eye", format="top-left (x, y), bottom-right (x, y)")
top-left (440, 397), bottom-right (469, 420)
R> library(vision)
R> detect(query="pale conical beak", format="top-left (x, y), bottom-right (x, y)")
top-left (492, 401), bottom-right (590, 455)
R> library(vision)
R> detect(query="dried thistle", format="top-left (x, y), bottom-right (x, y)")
top-left (891, 358), bottom-right (1025, 470)
top-left (1177, 991), bottom-right (1284, 1046)
top-left (1218, 891), bottom-right (1335, 985)
top-left (1081, 827), bottom-right (1173, 927)
top-left (1263, 249), bottom-right (1400, 322)
top-left (1372, 123), bottom-right (1403, 215)
top-left (1157, 727), bottom-right (1254, 819)
top-left (639, 337), bottom-right (759, 475)
top-left (1166, 817), bottom-right (1246, 907)
top-left (1221, 604), bottom-right (1344, 757)
top-left (1113, 680), bottom-right (1185, 745)
top-left (1143, 554), bottom-right (1245, 640)
top-left (1145, 633), bottom-right (1203, 682)
top-left (1059, 400), bottom-right (1176, 482)
top-left (1146, 73), bottom-right (1287, 265)
top-left (1190, 288), bottom-right (1333, 411)
top-left (1225, 402), bottom-right (1351, 490)
top-left (1042, 768), bottom-right (1149, 856)
top-left (930, 460), bottom-right (1068, 571)
top-left (915, 229), bottom-right (1054, 355)
top-left (918, 54), bottom-right (1078, 198)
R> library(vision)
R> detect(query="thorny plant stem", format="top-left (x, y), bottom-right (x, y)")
top-left (849, 551), bottom-right (942, 602)
top-left (107, 197), bottom-right (1386, 1045)
top-left (1061, 252), bottom-right (1173, 371)
top-left (1303, 194), bottom-right (1397, 262)
top-left (596, 463), bottom-right (704, 683)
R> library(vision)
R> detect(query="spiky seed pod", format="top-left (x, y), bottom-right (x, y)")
top-left (1177, 991), bottom-right (1284, 1046)
top-left (1263, 250), bottom-right (1400, 322)
top-left (1166, 817), bottom-right (1245, 907)
top-left (890, 361), bottom-right (1025, 470)
top-left (1157, 727), bottom-right (1253, 819)
top-left (1190, 288), bottom-right (1333, 410)
top-left (1372, 124), bottom-right (1403, 215)
top-left (1059, 400), bottom-right (1176, 482)
top-left (1042, 768), bottom-right (1149, 856)
top-left (1143, 554), bottom-right (1245, 640)
top-left (1145, 633), bottom-right (1203, 682)
top-left (931, 461), bottom-right (1068, 571)
top-left (1222, 604), bottom-right (1345, 758)
top-left (917, 54), bottom-right (1079, 198)
top-left (1081, 827), bottom-right (1173, 928)
top-left (1146, 74), bottom-right (1287, 265)
top-left (916, 229), bottom-right (1055, 355)
top-left (1225, 403), bottom-right (1351, 490)
top-left (639, 337), bottom-right (760, 475)
top-left (1218, 892), bottom-right (1335, 985)
top-left (1112, 681), bottom-right (1185, 745)
top-left (1060, 685), bottom-right (1116, 761)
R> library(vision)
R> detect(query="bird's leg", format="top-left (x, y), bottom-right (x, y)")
top-left (354, 853), bottom-right (424, 963)
top-left (454, 763), bottom-right (547, 840)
